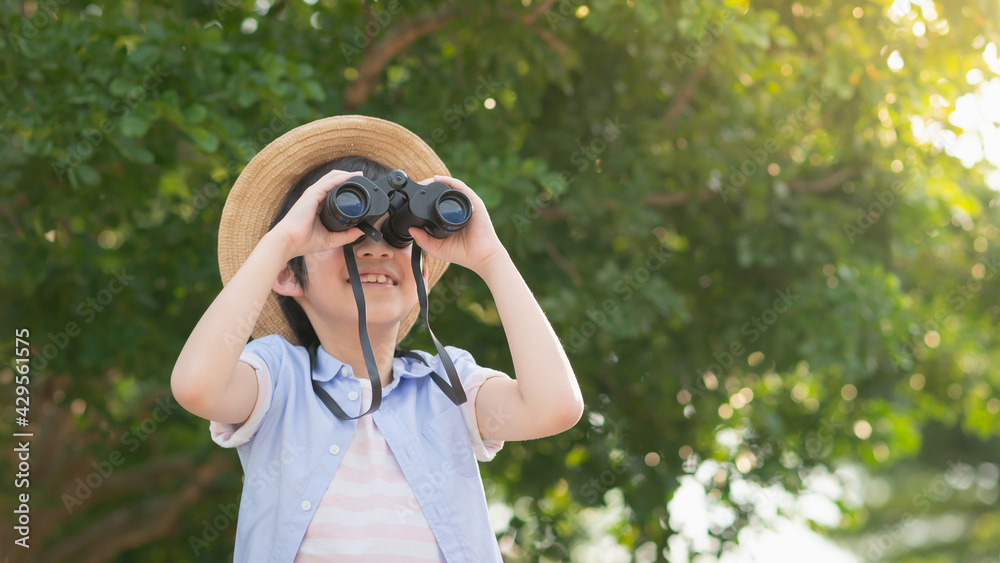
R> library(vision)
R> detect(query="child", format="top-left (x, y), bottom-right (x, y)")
top-left (170, 115), bottom-right (585, 562)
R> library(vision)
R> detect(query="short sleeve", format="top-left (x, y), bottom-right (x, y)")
top-left (209, 335), bottom-right (283, 448)
top-left (459, 367), bottom-right (511, 462)
top-left (441, 346), bottom-right (512, 462)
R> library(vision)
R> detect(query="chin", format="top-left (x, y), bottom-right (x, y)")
top-left (362, 302), bottom-right (413, 324)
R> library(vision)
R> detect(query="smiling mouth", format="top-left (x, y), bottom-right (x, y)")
top-left (349, 273), bottom-right (398, 286)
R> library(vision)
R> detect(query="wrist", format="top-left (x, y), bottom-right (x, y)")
top-left (258, 230), bottom-right (297, 263)
top-left (473, 247), bottom-right (514, 283)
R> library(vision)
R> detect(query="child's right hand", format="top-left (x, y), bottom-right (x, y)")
top-left (266, 169), bottom-right (367, 259)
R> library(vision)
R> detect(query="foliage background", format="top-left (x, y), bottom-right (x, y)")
top-left (1, 0), bottom-right (999, 561)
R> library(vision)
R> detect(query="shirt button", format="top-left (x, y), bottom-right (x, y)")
top-left (348, 391), bottom-right (359, 401)
top-left (301, 500), bottom-right (312, 511)
top-left (329, 444), bottom-right (340, 455)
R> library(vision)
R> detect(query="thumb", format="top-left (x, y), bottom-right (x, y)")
top-left (332, 226), bottom-right (365, 247)
top-left (408, 227), bottom-right (434, 247)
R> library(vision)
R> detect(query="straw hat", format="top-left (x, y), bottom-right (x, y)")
top-left (218, 115), bottom-right (450, 346)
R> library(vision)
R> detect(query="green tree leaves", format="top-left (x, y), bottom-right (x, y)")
top-left (2, 0), bottom-right (1000, 560)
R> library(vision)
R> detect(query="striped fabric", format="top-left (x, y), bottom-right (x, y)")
top-left (293, 378), bottom-right (446, 562)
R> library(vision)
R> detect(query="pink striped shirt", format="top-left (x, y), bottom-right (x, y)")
top-left (290, 372), bottom-right (499, 562)
top-left (209, 340), bottom-right (509, 562)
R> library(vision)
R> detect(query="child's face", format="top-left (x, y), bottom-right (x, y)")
top-left (296, 215), bottom-right (425, 336)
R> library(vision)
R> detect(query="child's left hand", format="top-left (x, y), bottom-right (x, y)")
top-left (407, 175), bottom-right (507, 275)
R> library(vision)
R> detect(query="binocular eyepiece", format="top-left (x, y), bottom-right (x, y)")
top-left (319, 169), bottom-right (473, 247)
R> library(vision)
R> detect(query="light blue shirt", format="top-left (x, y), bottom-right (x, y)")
top-left (209, 334), bottom-right (508, 562)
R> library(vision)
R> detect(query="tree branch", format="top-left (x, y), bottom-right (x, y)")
top-left (526, 23), bottom-right (568, 54)
top-left (787, 166), bottom-right (857, 193)
top-left (343, 4), bottom-right (455, 112)
top-left (523, 0), bottom-right (559, 25)
top-left (364, 1), bottom-right (376, 30)
top-left (96, 455), bottom-right (201, 495)
top-left (45, 453), bottom-right (231, 563)
top-left (664, 66), bottom-right (710, 131)
top-left (0, 191), bottom-right (28, 234)
top-left (643, 189), bottom-right (714, 208)
top-left (615, 167), bottom-right (859, 210)
top-left (501, 2), bottom-right (569, 54)
top-left (537, 229), bottom-right (583, 287)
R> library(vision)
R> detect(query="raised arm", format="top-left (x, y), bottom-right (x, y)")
top-left (407, 176), bottom-right (585, 442)
top-left (473, 250), bottom-right (585, 440)
top-left (170, 169), bottom-right (364, 423)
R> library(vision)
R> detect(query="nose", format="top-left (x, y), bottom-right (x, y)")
top-left (356, 237), bottom-right (394, 259)
top-left (354, 216), bottom-right (394, 259)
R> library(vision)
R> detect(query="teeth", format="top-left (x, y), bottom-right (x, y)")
top-left (358, 274), bottom-right (393, 285)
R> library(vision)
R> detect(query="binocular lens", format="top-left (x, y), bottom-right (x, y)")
top-left (335, 188), bottom-right (367, 218)
top-left (436, 194), bottom-right (471, 227)
top-left (321, 184), bottom-right (373, 232)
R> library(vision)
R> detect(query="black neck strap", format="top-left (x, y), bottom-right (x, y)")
top-left (410, 245), bottom-right (467, 406)
top-left (310, 242), bottom-right (382, 420)
top-left (311, 242), bottom-right (466, 421)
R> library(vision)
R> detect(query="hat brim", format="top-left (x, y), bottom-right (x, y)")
top-left (218, 115), bottom-right (450, 347)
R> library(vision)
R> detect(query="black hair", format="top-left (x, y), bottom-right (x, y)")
top-left (267, 155), bottom-right (393, 371)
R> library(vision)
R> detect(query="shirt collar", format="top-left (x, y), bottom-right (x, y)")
top-left (309, 345), bottom-right (436, 383)
top-left (395, 351), bottom-right (437, 379)
top-left (310, 344), bottom-right (346, 383)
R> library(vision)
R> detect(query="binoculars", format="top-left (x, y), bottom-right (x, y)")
top-left (319, 169), bottom-right (473, 247)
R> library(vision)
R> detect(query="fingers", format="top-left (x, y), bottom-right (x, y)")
top-left (329, 226), bottom-right (364, 247)
top-left (291, 170), bottom-right (365, 221)
top-left (408, 227), bottom-right (445, 254)
top-left (430, 175), bottom-right (484, 207)
top-left (319, 169), bottom-right (365, 185)
top-left (408, 227), bottom-right (430, 245)
top-left (413, 176), bottom-right (478, 202)
top-left (419, 175), bottom-right (468, 191)
top-left (301, 225), bottom-right (363, 256)
top-left (304, 170), bottom-right (364, 201)
top-left (430, 175), bottom-right (467, 190)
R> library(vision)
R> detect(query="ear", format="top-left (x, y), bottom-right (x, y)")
top-left (272, 264), bottom-right (304, 297)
